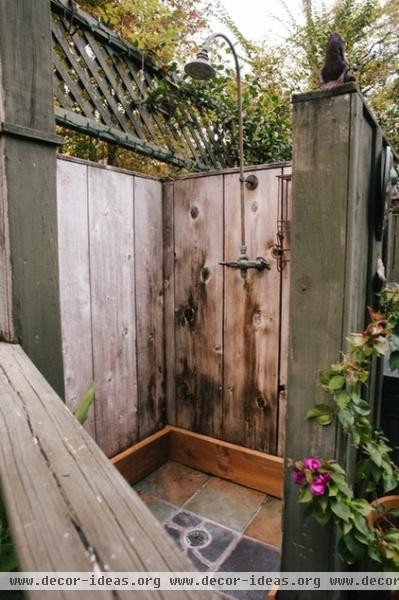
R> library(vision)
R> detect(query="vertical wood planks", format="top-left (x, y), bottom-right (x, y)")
top-left (57, 159), bottom-right (167, 456)
top-left (57, 160), bottom-right (95, 436)
top-left (282, 92), bottom-right (352, 580)
top-left (134, 177), bottom-right (165, 438)
top-left (174, 176), bottom-right (224, 437)
top-left (163, 182), bottom-right (176, 425)
top-left (88, 167), bottom-right (137, 456)
top-left (223, 169), bottom-right (281, 453)
top-left (280, 86), bottom-right (386, 586)
top-left (277, 169), bottom-right (292, 457)
top-left (0, 139), bottom-right (13, 342)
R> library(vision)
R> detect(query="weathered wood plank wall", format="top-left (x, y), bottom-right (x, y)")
top-left (57, 157), bottom-right (164, 457)
top-left (281, 84), bottom-right (389, 597)
top-left (174, 175), bottom-right (224, 438)
top-left (166, 164), bottom-right (291, 455)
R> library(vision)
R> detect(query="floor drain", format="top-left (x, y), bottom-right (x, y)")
top-left (185, 528), bottom-right (210, 548)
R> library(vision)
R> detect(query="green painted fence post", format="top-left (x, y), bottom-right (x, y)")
top-left (0, 0), bottom-right (64, 396)
top-left (281, 83), bottom-right (387, 599)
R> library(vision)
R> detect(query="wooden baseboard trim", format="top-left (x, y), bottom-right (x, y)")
top-left (111, 427), bottom-right (169, 484)
top-left (167, 426), bottom-right (283, 498)
top-left (112, 425), bottom-right (283, 498)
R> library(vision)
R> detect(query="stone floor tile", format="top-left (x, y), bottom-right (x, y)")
top-left (218, 537), bottom-right (280, 600)
top-left (135, 491), bottom-right (177, 523)
top-left (244, 497), bottom-right (282, 547)
top-left (133, 461), bottom-right (209, 506)
top-left (184, 478), bottom-right (265, 531)
top-left (199, 520), bottom-right (237, 564)
top-left (172, 510), bottom-right (202, 529)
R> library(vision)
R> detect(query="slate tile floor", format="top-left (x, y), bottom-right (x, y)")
top-left (134, 461), bottom-right (282, 600)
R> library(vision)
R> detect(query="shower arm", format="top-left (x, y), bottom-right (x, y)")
top-left (202, 33), bottom-right (246, 255)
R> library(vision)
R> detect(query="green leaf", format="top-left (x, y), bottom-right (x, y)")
top-left (356, 458), bottom-right (371, 482)
top-left (343, 532), bottom-right (366, 560)
top-left (331, 472), bottom-right (353, 497)
top-left (365, 442), bottom-right (383, 467)
top-left (337, 408), bottom-right (355, 429)
top-left (351, 499), bottom-right (372, 517)
top-left (335, 390), bottom-right (349, 409)
top-left (368, 544), bottom-right (383, 563)
top-left (328, 482), bottom-right (338, 497)
top-left (328, 375), bottom-right (346, 392)
top-left (331, 500), bottom-right (351, 522)
top-left (338, 536), bottom-right (356, 564)
top-left (342, 521), bottom-right (353, 535)
top-left (319, 495), bottom-right (328, 512)
top-left (353, 399), bottom-right (371, 416)
top-left (352, 512), bottom-right (370, 536)
top-left (390, 351), bottom-right (399, 373)
top-left (305, 404), bottom-right (335, 426)
top-left (298, 487), bottom-right (313, 503)
top-left (382, 466), bottom-right (398, 493)
top-left (74, 382), bottom-right (95, 425)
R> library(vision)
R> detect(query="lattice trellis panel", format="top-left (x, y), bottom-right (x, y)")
top-left (51, 0), bottom-right (228, 170)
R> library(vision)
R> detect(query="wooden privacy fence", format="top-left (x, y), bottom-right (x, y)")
top-left (57, 157), bottom-right (164, 457)
top-left (165, 165), bottom-right (292, 456)
top-left (57, 157), bottom-right (291, 458)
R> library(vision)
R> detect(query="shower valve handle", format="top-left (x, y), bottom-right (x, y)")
top-left (219, 256), bottom-right (271, 272)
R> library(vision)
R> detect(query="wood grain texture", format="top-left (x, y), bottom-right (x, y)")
top-left (88, 167), bottom-right (137, 456)
top-left (0, 138), bottom-right (13, 341)
top-left (168, 426), bottom-right (283, 498)
top-left (1, 0), bottom-right (54, 130)
top-left (282, 92), bottom-right (352, 583)
top-left (134, 177), bottom-right (165, 439)
top-left (0, 0), bottom-right (64, 395)
top-left (173, 176), bottom-right (224, 437)
top-left (112, 424), bottom-right (283, 497)
top-left (0, 343), bottom-right (218, 600)
top-left (277, 170), bottom-right (292, 457)
top-left (281, 88), bottom-right (381, 589)
top-left (163, 182), bottom-right (176, 424)
top-left (223, 169), bottom-right (281, 453)
top-left (112, 427), bottom-right (170, 484)
top-left (57, 160), bottom-right (95, 436)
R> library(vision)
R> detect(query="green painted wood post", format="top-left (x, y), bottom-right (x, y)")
top-left (0, 0), bottom-right (64, 396)
top-left (281, 83), bottom-right (385, 598)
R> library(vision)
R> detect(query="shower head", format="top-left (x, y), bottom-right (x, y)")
top-left (184, 48), bottom-right (216, 81)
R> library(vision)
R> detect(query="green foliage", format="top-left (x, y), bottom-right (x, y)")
top-left (78, 0), bottom-right (211, 64)
top-left (285, 0), bottom-right (399, 150)
top-left (60, 0), bottom-right (398, 174)
top-left (74, 382), bottom-right (96, 425)
top-left (292, 284), bottom-right (399, 569)
top-left (0, 496), bottom-right (18, 572)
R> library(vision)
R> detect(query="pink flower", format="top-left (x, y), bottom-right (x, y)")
top-left (310, 474), bottom-right (329, 496)
top-left (291, 469), bottom-right (306, 486)
top-left (303, 457), bottom-right (322, 471)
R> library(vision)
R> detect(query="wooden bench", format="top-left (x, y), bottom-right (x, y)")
top-left (0, 343), bottom-right (218, 599)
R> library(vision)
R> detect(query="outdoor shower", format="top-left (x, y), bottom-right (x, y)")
top-left (184, 33), bottom-right (270, 274)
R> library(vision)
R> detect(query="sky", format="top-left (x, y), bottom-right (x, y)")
top-left (213, 0), bottom-right (336, 44)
